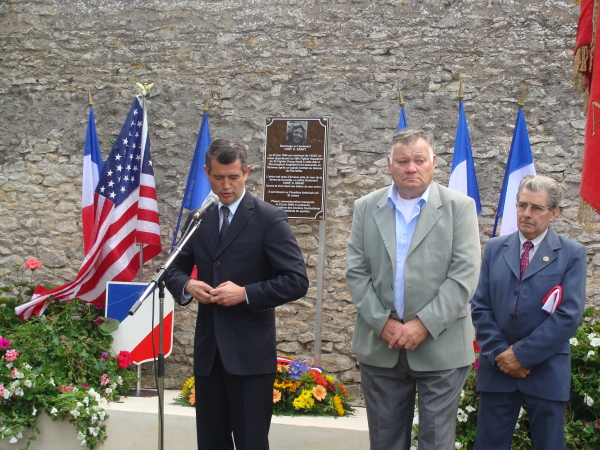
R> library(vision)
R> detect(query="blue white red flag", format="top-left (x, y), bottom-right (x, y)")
top-left (448, 100), bottom-right (482, 214)
top-left (106, 282), bottom-right (174, 364)
top-left (16, 97), bottom-right (162, 320)
top-left (171, 111), bottom-right (212, 249)
top-left (492, 108), bottom-right (536, 237)
top-left (397, 106), bottom-right (408, 131)
top-left (82, 106), bottom-right (103, 256)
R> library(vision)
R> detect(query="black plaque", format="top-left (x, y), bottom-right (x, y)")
top-left (263, 117), bottom-right (329, 220)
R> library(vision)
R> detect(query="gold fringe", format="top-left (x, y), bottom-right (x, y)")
top-left (578, 196), bottom-right (599, 234)
top-left (574, 46), bottom-right (592, 109)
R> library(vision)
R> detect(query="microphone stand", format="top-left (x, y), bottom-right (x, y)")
top-left (128, 213), bottom-right (205, 450)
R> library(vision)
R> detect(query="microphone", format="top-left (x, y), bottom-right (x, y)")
top-left (192, 193), bottom-right (219, 221)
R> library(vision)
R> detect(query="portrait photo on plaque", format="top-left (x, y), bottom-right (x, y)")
top-left (286, 120), bottom-right (308, 146)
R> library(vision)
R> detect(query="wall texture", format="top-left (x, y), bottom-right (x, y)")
top-left (1, 0), bottom-right (597, 397)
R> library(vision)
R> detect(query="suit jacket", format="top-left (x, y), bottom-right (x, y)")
top-left (166, 192), bottom-right (309, 377)
top-left (346, 182), bottom-right (481, 371)
top-left (471, 228), bottom-right (586, 401)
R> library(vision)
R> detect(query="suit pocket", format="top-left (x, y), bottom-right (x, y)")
top-left (537, 273), bottom-right (562, 282)
top-left (426, 239), bottom-right (452, 270)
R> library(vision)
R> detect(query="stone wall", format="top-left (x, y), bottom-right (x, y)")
top-left (1, 0), bottom-right (598, 397)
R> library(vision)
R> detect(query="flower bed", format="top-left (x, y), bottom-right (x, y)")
top-left (0, 259), bottom-right (137, 449)
top-left (174, 356), bottom-right (355, 418)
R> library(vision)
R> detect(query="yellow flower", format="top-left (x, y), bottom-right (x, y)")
top-left (183, 376), bottom-right (195, 392)
top-left (289, 381), bottom-right (302, 393)
top-left (325, 375), bottom-right (335, 384)
top-left (333, 395), bottom-right (345, 416)
top-left (189, 387), bottom-right (196, 406)
top-left (313, 385), bottom-right (327, 401)
top-left (274, 380), bottom-right (285, 389)
top-left (273, 389), bottom-right (282, 403)
top-left (292, 390), bottom-right (315, 409)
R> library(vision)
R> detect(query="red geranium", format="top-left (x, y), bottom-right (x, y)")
top-left (116, 350), bottom-right (133, 369)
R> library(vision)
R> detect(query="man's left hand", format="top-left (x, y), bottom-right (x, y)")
top-left (388, 317), bottom-right (429, 350)
top-left (209, 281), bottom-right (246, 307)
top-left (495, 346), bottom-right (530, 378)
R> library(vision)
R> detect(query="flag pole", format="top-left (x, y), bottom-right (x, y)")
top-left (518, 86), bottom-right (527, 108)
top-left (87, 89), bottom-right (94, 107)
top-left (398, 88), bottom-right (405, 107)
top-left (458, 77), bottom-right (464, 101)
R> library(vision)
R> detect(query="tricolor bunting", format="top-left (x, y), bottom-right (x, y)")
top-left (82, 106), bottom-right (103, 255)
top-left (16, 96), bottom-right (162, 320)
top-left (448, 100), bottom-right (482, 214)
top-left (492, 108), bottom-right (536, 237)
top-left (171, 111), bottom-right (212, 250)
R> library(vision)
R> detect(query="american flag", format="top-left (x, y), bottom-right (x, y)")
top-left (16, 97), bottom-right (162, 320)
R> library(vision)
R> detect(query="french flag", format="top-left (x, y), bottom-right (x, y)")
top-left (82, 106), bottom-right (103, 256)
top-left (448, 99), bottom-right (482, 214)
top-left (493, 108), bottom-right (536, 237)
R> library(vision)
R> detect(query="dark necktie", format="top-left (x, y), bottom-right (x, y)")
top-left (520, 241), bottom-right (534, 279)
top-left (220, 206), bottom-right (230, 243)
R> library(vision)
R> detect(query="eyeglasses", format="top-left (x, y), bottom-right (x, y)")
top-left (515, 202), bottom-right (553, 215)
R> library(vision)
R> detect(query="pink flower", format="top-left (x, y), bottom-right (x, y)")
top-left (101, 352), bottom-right (109, 360)
top-left (100, 374), bottom-right (110, 386)
top-left (57, 385), bottom-right (74, 392)
top-left (0, 337), bottom-right (10, 349)
top-left (94, 317), bottom-right (104, 325)
top-left (117, 350), bottom-right (133, 369)
top-left (23, 258), bottom-right (42, 270)
top-left (474, 358), bottom-right (479, 370)
top-left (83, 383), bottom-right (90, 388)
top-left (5, 350), bottom-right (19, 362)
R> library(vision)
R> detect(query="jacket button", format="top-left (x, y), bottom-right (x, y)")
top-left (510, 314), bottom-right (514, 319)
top-left (214, 261), bottom-right (220, 266)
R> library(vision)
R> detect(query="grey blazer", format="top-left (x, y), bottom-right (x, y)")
top-left (346, 182), bottom-right (481, 370)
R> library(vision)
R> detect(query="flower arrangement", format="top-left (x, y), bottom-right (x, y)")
top-left (0, 260), bottom-right (138, 449)
top-left (174, 356), bottom-right (355, 418)
top-left (412, 307), bottom-right (600, 449)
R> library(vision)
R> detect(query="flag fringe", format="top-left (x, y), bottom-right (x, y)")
top-left (578, 196), bottom-right (599, 234)
top-left (573, 45), bottom-right (592, 108)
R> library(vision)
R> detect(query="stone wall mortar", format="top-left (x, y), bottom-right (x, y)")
top-left (1, 0), bottom-right (598, 395)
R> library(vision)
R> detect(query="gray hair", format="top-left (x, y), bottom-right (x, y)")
top-left (205, 138), bottom-right (248, 173)
top-left (517, 175), bottom-right (563, 209)
top-left (390, 128), bottom-right (434, 161)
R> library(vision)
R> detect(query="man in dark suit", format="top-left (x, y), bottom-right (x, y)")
top-left (471, 175), bottom-right (587, 449)
top-left (166, 138), bottom-right (309, 450)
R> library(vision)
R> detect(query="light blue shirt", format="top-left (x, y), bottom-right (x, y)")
top-left (387, 184), bottom-right (430, 319)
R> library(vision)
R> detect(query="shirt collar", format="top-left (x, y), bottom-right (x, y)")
top-left (219, 189), bottom-right (245, 217)
top-left (387, 183), bottom-right (431, 209)
top-left (518, 228), bottom-right (548, 249)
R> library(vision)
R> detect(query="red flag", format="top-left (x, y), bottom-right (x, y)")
top-left (580, 0), bottom-right (600, 213)
top-left (16, 97), bottom-right (162, 320)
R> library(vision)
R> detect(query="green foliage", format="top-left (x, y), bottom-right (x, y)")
top-left (0, 278), bottom-right (138, 449)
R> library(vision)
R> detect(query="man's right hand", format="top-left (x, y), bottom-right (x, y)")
top-left (381, 318), bottom-right (404, 348)
top-left (184, 279), bottom-right (214, 304)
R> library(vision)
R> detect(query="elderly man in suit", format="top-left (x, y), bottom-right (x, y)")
top-left (346, 128), bottom-right (481, 449)
top-left (166, 138), bottom-right (309, 450)
top-left (471, 175), bottom-right (586, 449)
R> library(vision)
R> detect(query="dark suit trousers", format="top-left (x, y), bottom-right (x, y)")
top-left (195, 350), bottom-right (275, 450)
top-left (475, 391), bottom-right (566, 450)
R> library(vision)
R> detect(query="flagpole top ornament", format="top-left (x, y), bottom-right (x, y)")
top-left (458, 78), bottom-right (464, 101)
top-left (518, 86), bottom-right (527, 108)
top-left (136, 82), bottom-right (154, 98)
top-left (87, 88), bottom-right (94, 107)
top-left (398, 88), bottom-right (405, 107)
top-left (204, 97), bottom-right (210, 113)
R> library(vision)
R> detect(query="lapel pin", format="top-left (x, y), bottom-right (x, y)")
top-left (543, 256), bottom-right (549, 262)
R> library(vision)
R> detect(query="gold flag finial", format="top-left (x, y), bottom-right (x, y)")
top-left (204, 97), bottom-right (210, 113)
top-left (87, 89), bottom-right (94, 107)
top-left (398, 88), bottom-right (405, 107)
top-left (518, 86), bottom-right (527, 108)
top-left (458, 77), bottom-right (464, 101)
top-left (136, 82), bottom-right (155, 98)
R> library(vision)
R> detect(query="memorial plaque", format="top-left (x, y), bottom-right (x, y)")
top-left (263, 117), bottom-right (329, 220)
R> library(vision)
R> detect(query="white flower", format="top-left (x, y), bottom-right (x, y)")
top-left (518, 407), bottom-right (526, 418)
top-left (97, 398), bottom-right (109, 409)
top-left (590, 338), bottom-right (600, 348)
top-left (457, 408), bottom-right (468, 422)
top-left (50, 407), bottom-right (58, 415)
top-left (83, 396), bottom-right (89, 405)
top-left (98, 410), bottom-right (107, 420)
top-left (3, 388), bottom-right (12, 399)
top-left (71, 409), bottom-right (81, 419)
top-left (16, 432), bottom-right (22, 439)
top-left (9, 436), bottom-right (18, 444)
top-left (6, 362), bottom-right (13, 369)
top-left (587, 350), bottom-right (595, 359)
top-left (14, 387), bottom-right (24, 396)
top-left (105, 387), bottom-right (113, 394)
top-left (110, 382), bottom-right (117, 390)
top-left (117, 376), bottom-right (123, 385)
top-left (584, 394), bottom-right (594, 406)
top-left (570, 338), bottom-right (579, 346)
top-left (456, 443), bottom-right (464, 449)
top-left (32, 407), bottom-right (37, 416)
top-left (466, 405), bottom-right (476, 413)
top-left (587, 332), bottom-right (597, 341)
top-left (91, 413), bottom-right (98, 423)
top-left (88, 427), bottom-right (99, 437)
top-left (80, 440), bottom-right (86, 447)
top-left (73, 386), bottom-right (79, 392)
top-left (24, 379), bottom-right (32, 388)
top-left (22, 363), bottom-right (31, 370)
top-left (412, 413), bottom-right (419, 425)
top-left (49, 378), bottom-right (55, 386)
top-left (77, 431), bottom-right (85, 441)
top-left (76, 401), bottom-right (84, 409)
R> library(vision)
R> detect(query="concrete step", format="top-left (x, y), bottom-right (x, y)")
top-left (0, 389), bottom-right (369, 450)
